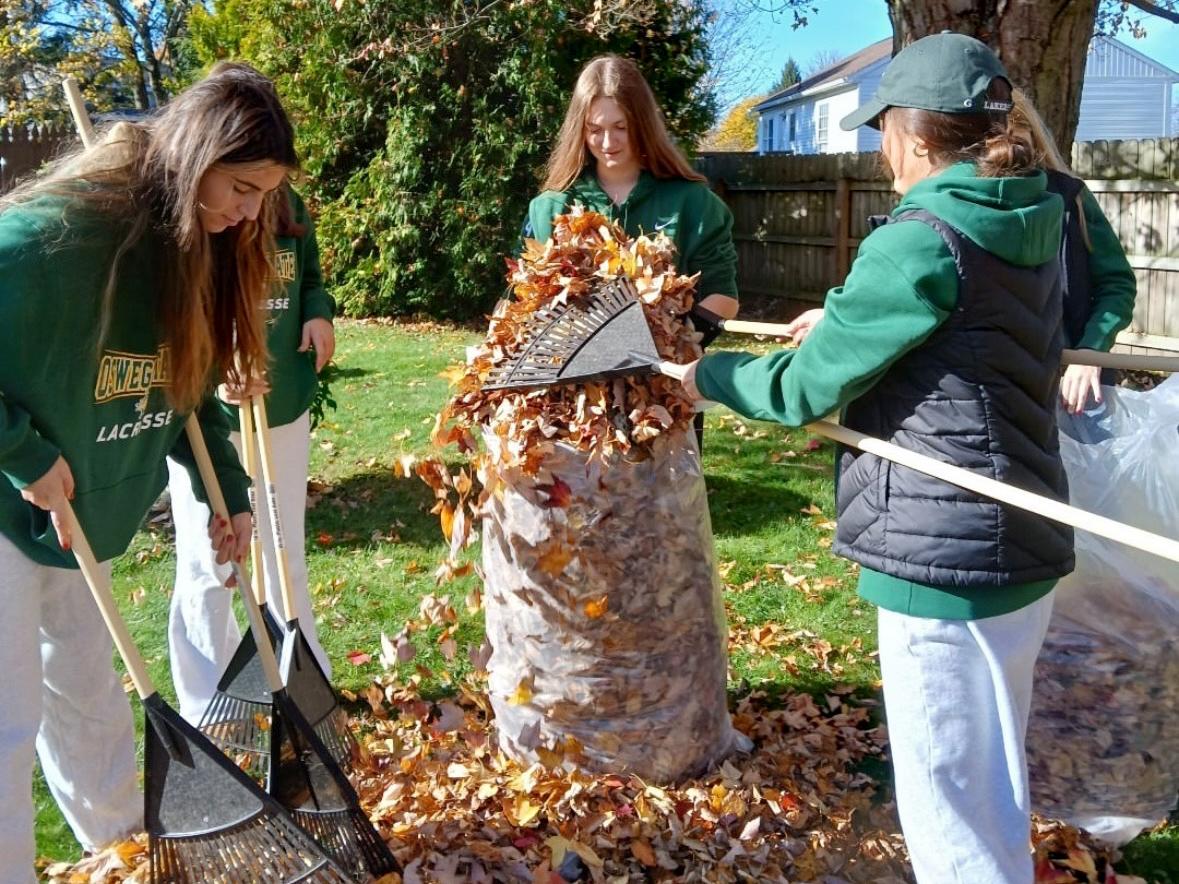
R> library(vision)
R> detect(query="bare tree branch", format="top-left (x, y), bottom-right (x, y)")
top-left (1124, 0), bottom-right (1179, 23)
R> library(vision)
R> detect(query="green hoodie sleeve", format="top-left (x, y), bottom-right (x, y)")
top-left (695, 221), bottom-right (957, 425)
top-left (169, 396), bottom-right (251, 516)
top-left (523, 191), bottom-right (568, 253)
top-left (681, 188), bottom-right (738, 300)
top-left (1075, 188), bottom-right (1136, 351)
top-left (0, 215), bottom-right (62, 487)
top-left (0, 394), bottom-right (61, 489)
top-left (295, 196), bottom-right (335, 324)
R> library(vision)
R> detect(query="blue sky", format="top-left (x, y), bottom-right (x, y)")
top-left (713, 0), bottom-right (1179, 110)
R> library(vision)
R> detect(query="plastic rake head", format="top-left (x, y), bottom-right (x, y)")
top-left (482, 276), bottom-right (662, 391)
top-left (143, 696), bottom-right (352, 883)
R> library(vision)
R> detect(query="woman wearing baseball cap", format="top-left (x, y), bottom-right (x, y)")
top-left (672, 33), bottom-right (1070, 882)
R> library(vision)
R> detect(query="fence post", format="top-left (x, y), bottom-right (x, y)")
top-left (834, 176), bottom-right (851, 283)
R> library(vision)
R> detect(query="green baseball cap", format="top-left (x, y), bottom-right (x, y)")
top-left (840, 32), bottom-right (1012, 131)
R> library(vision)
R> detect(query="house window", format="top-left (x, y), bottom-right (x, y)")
top-left (816, 104), bottom-right (829, 152)
top-left (788, 112), bottom-right (796, 142)
top-left (766, 116), bottom-right (774, 152)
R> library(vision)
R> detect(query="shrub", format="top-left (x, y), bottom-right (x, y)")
top-left (187, 0), bottom-right (715, 319)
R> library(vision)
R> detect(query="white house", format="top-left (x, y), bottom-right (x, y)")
top-left (755, 35), bottom-right (1178, 154)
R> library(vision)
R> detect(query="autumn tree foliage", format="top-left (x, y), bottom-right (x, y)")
top-left (186, 0), bottom-right (715, 319)
top-left (701, 94), bottom-right (762, 151)
top-left (0, 0), bottom-right (195, 125)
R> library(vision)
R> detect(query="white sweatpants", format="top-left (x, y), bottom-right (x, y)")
top-left (0, 534), bottom-right (140, 884)
top-left (878, 592), bottom-right (1055, 884)
top-left (167, 410), bottom-right (328, 724)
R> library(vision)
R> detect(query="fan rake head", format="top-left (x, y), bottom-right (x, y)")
top-left (144, 695), bottom-right (352, 883)
top-left (482, 276), bottom-right (662, 391)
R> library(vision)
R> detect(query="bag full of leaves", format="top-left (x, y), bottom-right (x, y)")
top-left (1027, 376), bottom-right (1179, 846)
top-left (431, 207), bottom-right (743, 781)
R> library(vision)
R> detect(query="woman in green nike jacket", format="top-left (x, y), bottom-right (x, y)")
top-left (0, 63), bottom-right (297, 883)
top-left (525, 54), bottom-right (739, 324)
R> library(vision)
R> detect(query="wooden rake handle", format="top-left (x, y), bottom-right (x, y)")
top-left (809, 419), bottom-right (1179, 565)
top-left (62, 501), bottom-right (156, 699)
top-left (249, 399), bottom-right (301, 625)
top-left (238, 401), bottom-right (268, 607)
top-left (1059, 348), bottom-right (1179, 373)
top-left (62, 77), bottom-right (96, 148)
top-left (184, 416), bottom-right (285, 694)
top-left (719, 318), bottom-right (797, 338)
top-left (713, 317), bottom-right (1179, 374)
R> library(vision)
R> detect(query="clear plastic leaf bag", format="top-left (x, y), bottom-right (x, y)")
top-left (1028, 376), bottom-right (1179, 845)
top-left (480, 429), bottom-right (744, 781)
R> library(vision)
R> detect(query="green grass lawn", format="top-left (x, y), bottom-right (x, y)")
top-left (34, 320), bottom-right (1177, 880)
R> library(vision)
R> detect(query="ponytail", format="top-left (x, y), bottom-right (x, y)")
top-left (975, 80), bottom-right (1039, 177)
top-left (885, 78), bottom-right (1042, 179)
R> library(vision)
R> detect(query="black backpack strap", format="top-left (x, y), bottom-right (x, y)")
top-left (1043, 170), bottom-right (1091, 346)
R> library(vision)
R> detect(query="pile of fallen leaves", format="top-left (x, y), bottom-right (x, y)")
top-left (433, 206), bottom-right (703, 475)
top-left (1031, 816), bottom-right (1127, 884)
top-left (39, 588), bottom-right (1145, 884)
top-left (43, 671), bottom-right (903, 883)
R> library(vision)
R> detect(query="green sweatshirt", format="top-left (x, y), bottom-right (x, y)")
top-left (527, 170), bottom-right (738, 299)
top-left (1075, 187), bottom-right (1136, 351)
top-left (0, 197), bottom-right (250, 568)
top-left (217, 189), bottom-right (334, 428)
top-left (695, 163), bottom-right (1064, 620)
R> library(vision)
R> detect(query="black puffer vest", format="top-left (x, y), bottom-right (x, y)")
top-left (834, 210), bottom-right (1075, 587)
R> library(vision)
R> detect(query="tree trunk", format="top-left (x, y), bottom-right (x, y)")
top-left (136, 21), bottom-right (167, 105)
top-left (885, 0), bottom-right (1099, 157)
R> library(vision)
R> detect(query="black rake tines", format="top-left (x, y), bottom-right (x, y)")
top-left (149, 810), bottom-right (352, 883)
top-left (279, 623), bottom-right (363, 774)
top-left (483, 276), bottom-right (663, 391)
top-left (198, 611), bottom-right (283, 782)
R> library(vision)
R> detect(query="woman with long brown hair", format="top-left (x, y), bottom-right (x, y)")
top-left (167, 182), bottom-right (336, 725)
top-left (525, 54), bottom-right (738, 322)
top-left (0, 62), bottom-right (296, 883)
top-left (670, 34), bottom-right (1073, 882)
top-left (1010, 89), bottom-right (1136, 414)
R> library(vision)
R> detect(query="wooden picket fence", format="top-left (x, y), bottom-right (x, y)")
top-left (698, 138), bottom-right (1179, 357)
top-left (0, 125), bottom-right (73, 193)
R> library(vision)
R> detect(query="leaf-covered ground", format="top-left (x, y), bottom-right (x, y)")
top-left (35, 321), bottom-right (1177, 882)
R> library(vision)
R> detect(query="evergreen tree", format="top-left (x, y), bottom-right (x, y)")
top-left (774, 56), bottom-right (801, 92)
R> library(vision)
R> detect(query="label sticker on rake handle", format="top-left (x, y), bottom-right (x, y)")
top-left (266, 483), bottom-right (286, 551)
top-left (247, 488), bottom-right (261, 543)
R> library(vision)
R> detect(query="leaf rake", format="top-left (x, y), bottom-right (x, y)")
top-left (64, 498), bottom-right (352, 883)
top-left (199, 398), bottom-right (358, 779)
top-left (197, 401), bottom-right (323, 782)
top-left (187, 417), bottom-right (400, 881)
top-left (252, 398), bottom-right (362, 773)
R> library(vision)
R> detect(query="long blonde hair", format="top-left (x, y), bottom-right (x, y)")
top-left (1010, 88), bottom-right (1091, 250)
top-left (542, 55), bottom-right (703, 191)
top-left (0, 62), bottom-right (298, 412)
